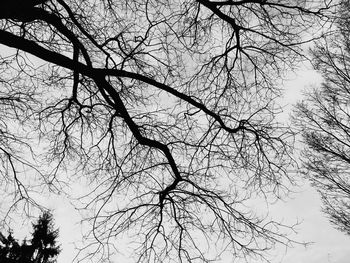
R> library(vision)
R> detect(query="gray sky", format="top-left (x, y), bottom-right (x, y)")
top-left (0, 44), bottom-right (349, 263)
top-left (48, 182), bottom-right (350, 263)
top-left (40, 66), bottom-right (350, 263)
top-left (272, 67), bottom-right (350, 263)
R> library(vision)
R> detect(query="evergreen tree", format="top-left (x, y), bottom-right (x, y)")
top-left (0, 212), bottom-right (60, 263)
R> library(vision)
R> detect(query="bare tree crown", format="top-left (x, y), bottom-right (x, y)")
top-left (0, 0), bottom-right (338, 262)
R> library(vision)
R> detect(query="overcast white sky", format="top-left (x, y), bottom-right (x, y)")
top-left (39, 66), bottom-right (349, 263)
top-left (1, 47), bottom-right (350, 263)
top-left (272, 68), bottom-right (350, 263)
top-left (48, 178), bottom-right (350, 263)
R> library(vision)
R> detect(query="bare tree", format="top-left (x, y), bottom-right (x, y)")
top-left (0, 46), bottom-right (41, 215)
top-left (294, 1), bottom-right (350, 237)
top-left (0, 0), bottom-right (337, 262)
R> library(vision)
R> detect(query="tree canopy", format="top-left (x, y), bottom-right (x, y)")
top-left (0, 212), bottom-right (60, 263)
top-left (294, 0), bottom-right (350, 236)
top-left (0, 0), bottom-right (339, 262)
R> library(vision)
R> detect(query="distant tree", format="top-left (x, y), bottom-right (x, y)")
top-left (0, 212), bottom-right (60, 263)
top-left (294, 1), bottom-right (350, 235)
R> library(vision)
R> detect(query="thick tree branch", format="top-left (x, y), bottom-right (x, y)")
top-left (0, 29), bottom-right (247, 135)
